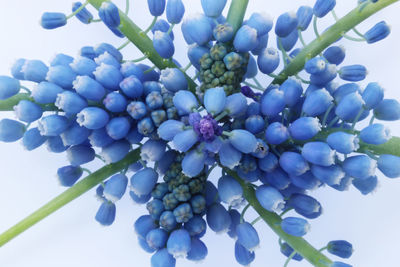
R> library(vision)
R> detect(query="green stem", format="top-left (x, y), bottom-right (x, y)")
top-left (283, 251), bottom-right (297, 267)
top-left (0, 93), bottom-right (58, 112)
top-left (87, 0), bottom-right (197, 93)
top-left (66, 0), bottom-right (89, 20)
top-left (226, 0), bottom-right (249, 32)
top-left (272, 0), bottom-right (400, 85)
top-left (226, 169), bottom-right (333, 267)
top-left (0, 149), bottom-right (140, 247)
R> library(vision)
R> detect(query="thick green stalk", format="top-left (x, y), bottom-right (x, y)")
top-left (226, 169), bottom-right (333, 267)
top-left (0, 94), bottom-right (31, 111)
top-left (0, 149), bottom-right (140, 247)
top-left (272, 0), bottom-right (400, 84)
top-left (226, 0), bottom-right (249, 32)
top-left (87, 0), bottom-right (197, 93)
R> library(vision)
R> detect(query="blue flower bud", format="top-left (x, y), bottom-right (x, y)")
top-left (126, 101), bottom-right (147, 120)
top-left (46, 136), bottom-right (69, 153)
top-left (157, 120), bottom-right (184, 141)
top-left (246, 12), bottom-right (273, 36)
top-left (167, 229), bottom-right (191, 258)
top-left (153, 31), bottom-right (175, 59)
top-left (310, 63), bottom-right (337, 87)
top-left (160, 68), bottom-right (187, 92)
top-left (335, 92), bottom-right (365, 122)
top-left (236, 222), bottom-right (260, 251)
top-left (106, 117), bottom-right (130, 140)
top-left (204, 87), bottom-right (226, 115)
top-left (305, 57), bottom-right (326, 75)
top-left (289, 117), bottom-right (321, 140)
top-left (260, 167), bottom-right (291, 190)
top-left (281, 77), bottom-right (302, 107)
top-left (297, 6), bottom-right (313, 31)
top-left (70, 57), bottom-right (96, 78)
top-left (190, 195), bottom-right (206, 214)
top-left (313, 0), bottom-right (336, 18)
top-left (146, 91), bottom-right (164, 110)
top-left (66, 145), bottom-right (95, 166)
top-left (173, 90), bottom-right (198, 115)
top-left (93, 63), bottom-right (124, 91)
top-left (99, 1), bottom-right (120, 28)
top-left (374, 99), bottom-right (400, 121)
top-left (77, 107), bottom-right (109, 130)
top-left (95, 52), bottom-right (121, 69)
top-left (40, 12), bottom-right (67, 29)
top-left (323, 46), bottom-right (346, 65)
top-left (57, 165), bottom-right (83, 187)
top-left (173, 202), bottom-right (193, 223)
top-left (31, 82), bottom-right (63, 104)
top-left (103, 174), bottom-right (128, 202)
top-left (100, 140), bottom-right (131, 163)
top-left (258, 153), bottom-right (278, 172)
top-left (352, 175), bottom-right (378, 195)
top-left (361, 82), bottom-right (383, 110)
top-left (135, 215), bottom-right (157, 238)
top-left (365, 21), bottom-right (391, 44)
top-left (245, 54), bottom-right (258, 79)
top-left (281, 217), bottom-right (310, 236)
top-left (234, 240), bottom-right (255, 266)
top-left (206, 203), bottom-right (231, 233)
top-left (166, 0), bottom-right (185, 24)
top-left (311, 164), bottom-right (345, 186)
top-left (213, 23), bottom-right (234, 43)
top-left (245, 115), bottom-right (264, 134)
top-left (229, 129), bottom-right (257, 154)
top-left (103, 92), bottom-right (127, 113)
top-left (49, 53), bottom-right (73, 66)
top-left (219, 139), bottom-right (242, 169)
top-left (264, 122), bottom-right (288, 144)
top-left (201, 0), bottom-right (227, 17)
top-left (143, 81), bottom-right (162, 95)
top-left (172, 129), bottom-right (197, 152)
top-left (141, 140), bottom-right (166, 162)
top-left (181, 14), bottom-right (213, 45)
top-left (185, 216), bottom-right (206, 237)
top-left (290, 171), bottom-right (321, 190)
top-left (302, 88), bottom-right (333, 116)
top-left (60, 123), bottom-right (89, 147)
top-left (182, 148), bottom-right (206, 177)
top-left (279, 152), bottom-right (310, 176)
top-left (275, 12), bottom-right (298, 37)
top-left (11, 58), bottom-right (26, 80)
top-left (289, 193), bottom-right (322, 219)
top-left (327, 240), bottom-right (353, 259)
top-left (255, 185), bottom-right (285, 213)
top-left (79, 46), bottom-right (96, 59)
top-left (326, 132), bottom-right (359, 154)
top-left (72, 2), bottom-right (93, 24)
top-left (339, 65), bottom-right (367, 82)
top-left (360, 123), bottom-right (391, 145)
top-left (257, 48), bottom-right (280, 74)
top-left (251, 34), bottom-right (269, 55)
top-left (278, 29), bottom-right (299, 51)
top-left (159, 211), bottom-right (177, 231)
top-left (38, 115), bottom-right (70, 137)
top-left (223, 93), bottom-right (246, 117)
top-left (130, 168), bottom-right (158, 197)
top-left (126, 127), bottom-right (144, 145)
top-left (187, 45), bottom-right (208, 70)
top-left (146, 228), bottom-right (168, 251)
top-left (73, 76), bottom-right (105, 102)
top-left (94, 43), bottom-right (123, 62)
top-left (152, 19), bottom-right (175, 40)
top-left (333, 83), bottom-right (361, 103)
top-left (151, 248), bottom-right (176, 267)
top-left (226, 209), bottom-right (241, 239)
top-left (121, 62), bottom-right (145, 81)
top-left (22, 127), bottom-right (47, 151)
top-left (55, 91), bottom-right (87, 115)
top-left (217, 175), bottom-right (243, 206)
top-left (13, 100), bottom-right (42, 123)
top-left (302, 142), bottom-right (335, 166)
top-left (186, 238), bottom-right (208, 262)
top-left (378, 154), bottom-right (400, 178)
top-left (223, 52), bottom-right (243, 70)
top-left (95, 201), bottom-right (116, 226)
top-left (0, 76), bottom-right (20, 100)
top-left (147, 0), bottom-right (166, 16)
top-left (22, 60), bottom-right (49, 83)
top-left (261, 89), bottom-right (285, 117)
top-left (330, 261), bottom-right (353, 267)
top-left (46, 65), bottom-right (77, 89)
top-left (343, 155), bottom-right (376, 179)
top-left (138, 117), bottom-right (155, 136)
top-left (147, 199), bottom-right (165, 220)
top-left (280, 242), bottom-right (303, 261)
top-left (233, 25), bottom-right (258, 52)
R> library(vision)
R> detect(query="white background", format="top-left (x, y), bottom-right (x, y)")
top-left (0, 0), bottom-right (400, 267)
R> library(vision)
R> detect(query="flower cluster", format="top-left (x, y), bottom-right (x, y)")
top-left (0, 0), bottom-right (399, 267)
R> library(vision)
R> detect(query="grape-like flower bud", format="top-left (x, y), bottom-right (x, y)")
top-left (147, 0), bottom-right (166, 16)
top-left (153, 31), bottom-right (175, 59)
top-left (327, 132), bottom-right (359, 154)
top-left (302, 142), bottom-right (335, 166)
top-left (257, 48), bottom-right (280, 74)
top-left (261, 89), bottom-right (285, 117)
top-left (313, 0), bottom-right (336, 18)
top-left (233, 25), bottom-right (258, 52)
top-left (365, 21), bottom-right (391, 44)
top-left (130, 168), bottom-right (158, 197)
top-left (66, 145), bottom-right (95, 166)
top-left (166, 0), bottom-right (185, 24)
top-left (0, 76), bottom-right (20, 100)
top-left (57, 165), bottom-right (83, 187)
top-left (13, 100), bottom-right (42, 123)
top-left (234, 240), bottom-right (255, 266)
top-left (343, 155), bottom-right (377, 179)
top-left (206, 203), bottom-right (231, 233)
top-left (339, 65), bottom-right (367, 82)
top-left (22, 128), bottom-right (47, 151)
top-left (275, 12), bottom-right (298, 37)
top-left (360, 123), bottom-right (391, 145)
top-left (182, 148), bottom-right (206, 177)
top-left (255, 185), bottom-right (285, 213)
top-left (204, 87), bottom-right (226, 115)
top-left (289, 117), bottom-right (321, 140)
top-left (378, 154), bottom-right (400, 178)
top-left (181, 14), bottom-right (213, 45)
top-left (323, 46), bottom-right (346, 65)
top-left (218, 175), bottom-right (243, 206)
top-left (327, 240), bottom-right (354, 259)
top-left (100, 140), bottom-right (131, 163)
top-left (72, 2), bottom-right (93, 24)
top-left (281, 217), bottom-right (310, 237)
top-left (98, 2), bottom-right (120, 28)
top-left (289, 193), bottom-right (322, 219)
top-left (173, 90), bottom-right (198, 115)
top-left (297, 6), bottom-right (313, 31)
top-left (95, 201), bottom-right (116, 226)
top-left (38, 115), bottom-right (70, 136)
top-left (201, 0), bottom-right (227, 18)
top-left (373, 99), bottom-right (400, 121)
top-left (236, 222), bottom-right (260, 251)
top-left (40, 12), bottom-right (67, 30)
top-left (77, 107), bottom-right (109, 130)
top-left (160, 68), bottom-right (187, 92)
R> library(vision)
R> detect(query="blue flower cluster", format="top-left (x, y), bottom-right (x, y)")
top-left (0, 0), bottom-right (399, 266)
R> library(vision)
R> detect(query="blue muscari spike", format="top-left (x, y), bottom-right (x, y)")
top-left (147, 199), bottom-right (165, 220)
top-left (32, 82), bottom-right (63, 104)
top-left (95, 201), bottom-right (116, 226)
top-left (352, 176), bottom-right (378, 195)
top-left (257, 47), bottom-right (280, 74)
top-left (167, 229), bottom-right (191, 258)
top-left (255, 185), bottom-right (285, 213)
top-left (360, 123), bottom-right (391, 145)
top-left (289, 117), bottom-right (321, 140)
top-left (234, 240), bottom-right (255, 266)
top-left (134, 215), bottom-right (158, 239)
top-left (245, 115), bottom-right (265, 134)
top-left (187, 238), bottom-right (208, 262)
top-left (339, 65), bottom-right (367, 82)
top-left (185, 216), bottom-right (206, 237)
top-left (327, 240), bottom-right (354, 259)
top-left (38, 115), bottom-right (70, 137)
top-left (289, 193), bottom-right (322, 219)
top-left (160, 68), bottom-right (188, 92)
top-left (55, 91), bottom-right (87, 114)
top-left (98, 1), bottom-right (120, 28)
top-left (11, 59), bottom-right (26, 80)
top-left (13, 100), bottom-right (42, 123)
top-left (261, 89), bottom-right (285, 117)
top-left (297, 6), bottom-right (313, 31)
top-left (72, 2), bottom-right (93, 24)
top-left (302, 88), bottom-right (333, 116)
top-left (373, 99), bottom-right (400, 121)
top-left (173, 129), bottom-right (198, 152)
top-left (153, 31), bottom-right (175, 59)
top-left (166, 0), bottom-right (185, 24)
top-left (57, 165), bottom-right (83, 187)
top-left (236, 222), bottom-right (260, 252)
top-left (280, 242), bottom-right (303, 261)
top-left (46, 65), bottom-right (77, 89)
top-left (279, 152), bottom-right (310, 176)
top-left (343, 155), bottom-right (377, 179)
top-left (46, 136), bottom-right (69, 153)
top-left (74, 75), bottom-right (106, 102)
top-left (146, 228), bottom-right (168, 250)
top-left (365, 21), bottom-right (391, 44)
top-left (103, 174), bottom-right (128, 202)
top-left (204, 87), bottom-right (226, 115)
top-left (40, 12), bottom-right (67, 29)
top-left (233, 25), bottom-right (258, 52)
top-left (290, 171), bottom-right (321, 190)
top-left (302, 142), bottom-right (335, 167)
top-left (313, 0), bottom-right (336, 18)
top-left (378, 154), bottom-right (400, 178)
top-left (206, 203), bottom-right (231, 233)
top-left (258, 152), bottom-right (278, 172)
top-left (279, 29), bottom-right (299, 51)
top-left (77, 107), bottom-right (109, 130)
top-left (93, 63), bottom-right (124, 90)
top-left (323, 46), bottom-right (346, 65)
top-left (22, 128), bottom-right (47, 151)
top-left (151, 248), bottom-right (176, 267)
top-left (311, 164), bottom-right (345, 186)
top-left (281, 217), bottom-right (310, 237)
top-left (275, 12), bottom-right (298, 37)
top-left (260, 167), bottom-right (291, 190)
top-left (66, 145), bottom-right (95, 166)
top-left (95, 52), bottom-right (121, 69)
top-left (100, 140), bottom-right (131, 163)
top-left (70, 57), bottom-right (97, 78)
top-left (50, 53), bottom-right (74, 66)
top-left (22, 59), bottom-right (49, 83)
